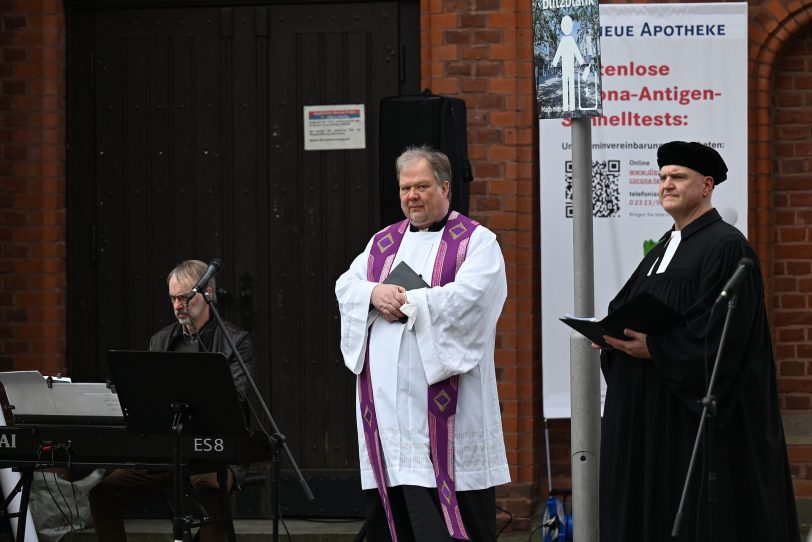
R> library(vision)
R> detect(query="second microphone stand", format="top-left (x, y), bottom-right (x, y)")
top-left (202, 291), bottom-right (314, 542)
top-left (671, 294), bottom-right (738, 542)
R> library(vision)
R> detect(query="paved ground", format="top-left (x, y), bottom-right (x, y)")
top-left (60, 518), bottom-right (539, 541)
top-left (6, 517), bottom-right (812, 541)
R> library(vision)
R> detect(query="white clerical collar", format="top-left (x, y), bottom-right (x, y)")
top-left (647, 230), bottom-right (681, 276)
top-left (409, 209), bottom-right (452, 232)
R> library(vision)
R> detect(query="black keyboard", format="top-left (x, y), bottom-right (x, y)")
top-left (0, 424), bottom-right (269, 467)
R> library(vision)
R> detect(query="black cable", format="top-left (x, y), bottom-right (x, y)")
top-left (51, 469), bottom-right (77, 534)
top-left (196, 323), bottom-right (210, 353)
top-left (182, 298), bottom-right (207, 352)
top-left (188, 301), bottom-right (273, 440)
top-left (67, 456), bottom-right (82, 531)
top-left (705, 304), bottom-right (715, 385)
top-left (244, 391), bottom-right (272, 439)
top-left (496, 503), bottom-right (512, 539)
top-left (37, 448), bottom-right (72, 533)
top-left (184, 299), bottom-right (281, 539)
top-left (264, 490), bottom-right (292, 542)
top-left (189, 297), bottom-right (290, 542)
top-left (40, 469), bottom-right (72, 531)
top-left (528, 523), bottom-right (541, 542)
top-left (51, 448), bottom-right (78, 535)
top-left (282, 513), bottom-right (293, 542)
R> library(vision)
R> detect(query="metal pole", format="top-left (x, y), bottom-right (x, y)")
top-left (569, 116), bottom-right (601, 542)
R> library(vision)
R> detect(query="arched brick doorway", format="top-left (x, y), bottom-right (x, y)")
top-left (751, 1), bottom-right (812, 503)
top-left (771, 24), bottom-right (812, 412)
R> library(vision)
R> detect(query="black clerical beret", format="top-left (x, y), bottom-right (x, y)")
top-left (657, 141), bottom-right (728, 185)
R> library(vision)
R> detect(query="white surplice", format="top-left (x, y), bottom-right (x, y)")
top-left (335, 224), bottom-right (511, 491)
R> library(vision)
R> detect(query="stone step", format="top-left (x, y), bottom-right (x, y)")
top-left (69, 518), bottom-right (366, 541)
top-left (53, 519), bottom-right (535, 542)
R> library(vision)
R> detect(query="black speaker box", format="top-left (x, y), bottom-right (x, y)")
top-left (379, 90), bottom-right (473, 227)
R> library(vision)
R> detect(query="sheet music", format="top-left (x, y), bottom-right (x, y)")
top-left (0, 371), bottom-right (58, 421)
top-left (50, 383), bottom-right (124, 418)
top-left (0, 371), bottom-right (124, 424)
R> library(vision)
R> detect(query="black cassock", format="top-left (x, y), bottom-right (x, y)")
top-left (600, 209), bottom-right (800, 542)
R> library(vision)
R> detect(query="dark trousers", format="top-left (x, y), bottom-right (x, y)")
top-left (363, 485), bottom-right (496, 542)
top-left (88, 467), bottom-right (232, 542)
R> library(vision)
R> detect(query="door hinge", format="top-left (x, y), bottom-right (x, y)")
top-left (399, 43), bottom-right (406, 84)
top-left (90, 224), bottom-right (97, 265)
top-left (89, 51), bottom-right (95, 92)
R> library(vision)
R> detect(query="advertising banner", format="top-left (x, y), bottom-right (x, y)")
top-left (539, 3), bottom-right (748, 419)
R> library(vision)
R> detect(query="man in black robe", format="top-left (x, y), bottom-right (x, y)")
top-left (599, 141), bottom-right (800, 542)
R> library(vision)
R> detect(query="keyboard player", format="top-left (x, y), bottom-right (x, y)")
top-left (89, 259), bottom-right (254, 542)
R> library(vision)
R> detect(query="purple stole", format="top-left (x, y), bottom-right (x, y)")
top-left (358, 211), bottom-right (478, 541)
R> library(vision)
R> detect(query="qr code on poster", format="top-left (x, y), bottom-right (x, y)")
top-left (564, 160), bottom-right (621, 218)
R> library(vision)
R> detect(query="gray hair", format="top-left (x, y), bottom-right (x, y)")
top-left (167, 259), bottom-right (217, 302)
top-left (395, 146), bottom-right (452, 193)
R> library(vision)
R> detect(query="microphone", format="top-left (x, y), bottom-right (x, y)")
top-left (185, 258), bottom-right (223, 302)
top-left (714, 257), bottom-right (754, 305)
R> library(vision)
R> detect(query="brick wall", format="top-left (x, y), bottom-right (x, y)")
top-left (772, 19), bottom-right (812, 499)
top-left (419, 0), bottom-right (541, 528)
top-left (773, 25), bottom-right (812, 412)
top-left (750, 0), bottom-right (812, 504)
top-left (0, 0), bottom-right (65, 374)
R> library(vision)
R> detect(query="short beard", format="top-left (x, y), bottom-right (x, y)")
top-left (176, 314), bottom-right (191, 326)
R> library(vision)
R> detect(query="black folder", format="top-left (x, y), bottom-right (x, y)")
top-left (383, 261), bottom-right (429, 290)
top-left (560, 292), bottom-right (683, 349)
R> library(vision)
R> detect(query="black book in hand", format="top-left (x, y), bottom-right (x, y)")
top-left (560, 292), bottom-right (683, 349)
top-left (382, 261), bottom-right (429, 290)
top-left (372, 262), bottom-right (429, 323)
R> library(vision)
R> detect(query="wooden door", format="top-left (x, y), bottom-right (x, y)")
top-left (66, 0), bottom-right (418, 516)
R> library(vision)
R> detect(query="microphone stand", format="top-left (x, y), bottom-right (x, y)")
top-left (170, 402), bottom-right (191, 542)
top-left (202, 291), bottom-right (314, 542)
top-left (671, 294), bottom-right (737, 541)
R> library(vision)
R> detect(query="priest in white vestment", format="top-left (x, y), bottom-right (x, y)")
top-left (336, 146), bottom-right (510, 542)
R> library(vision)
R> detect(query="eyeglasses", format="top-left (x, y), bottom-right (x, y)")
top-left (168, 294), bottom-right (191, 304)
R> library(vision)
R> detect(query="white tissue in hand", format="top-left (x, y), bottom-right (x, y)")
top-left (400, 303), bottom-right (417, 330)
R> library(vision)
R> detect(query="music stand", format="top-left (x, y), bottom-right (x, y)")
top-left (108, 350), bottom-right (247, 542)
